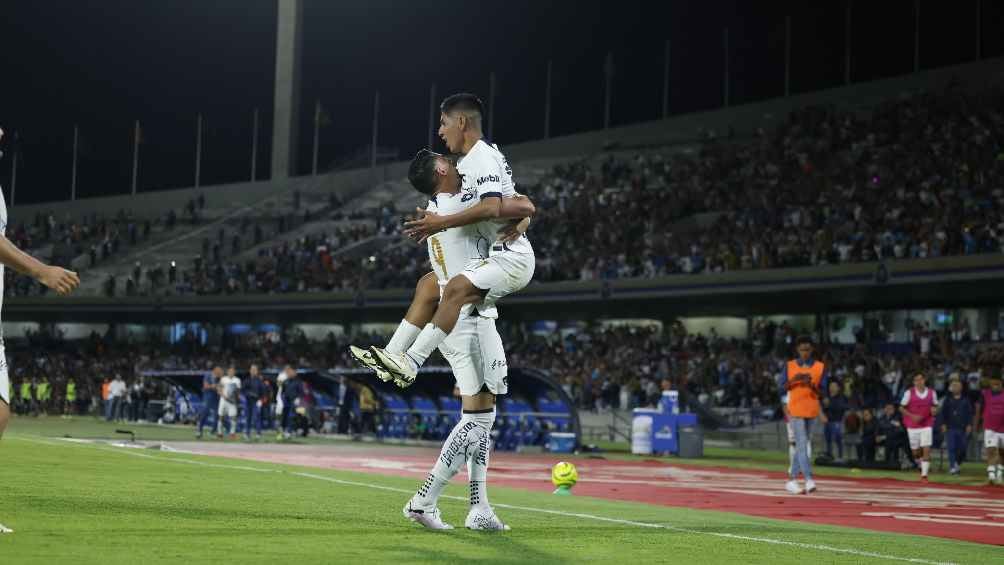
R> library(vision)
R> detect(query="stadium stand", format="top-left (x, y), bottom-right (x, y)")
top-left (83, 83), bottom-right (1003, 296)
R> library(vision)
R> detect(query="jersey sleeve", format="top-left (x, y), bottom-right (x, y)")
top-left (900, 390), bottom-right (911, 406)
top-left (493, 145), bottom-right (518, 198)
top-left (471, 153), bottom-right (504, 201)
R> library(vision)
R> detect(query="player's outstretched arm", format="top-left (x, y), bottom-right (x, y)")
top-left (0, 234), bottom-right (80, 295)
top-left (404, 195), bottom-right (536, 240)
top-left (405, 197), bottom-right (502, 239)
top-left (498, 194), bottom-right (536, 219)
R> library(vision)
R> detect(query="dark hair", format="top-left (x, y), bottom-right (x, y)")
top-left (440, 92), bottom-right (484, 120)
top-left (408, 148), bottom-right (441, 196)
top-left (795, 335), bottom-right (813, 347)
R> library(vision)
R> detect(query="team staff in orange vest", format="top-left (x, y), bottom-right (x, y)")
top-left (777, 335), bottom-right (828, 495)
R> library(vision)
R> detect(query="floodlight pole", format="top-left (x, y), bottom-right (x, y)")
top-left (723, 28), bottom-right (730, 107)
top-left (311, 99), bottom-right (320, 176)
top-left (603, 52), bottom-right (613, 129)
top-left (975, 0), bottom-right (982, 60)
top-left (662, 40), bottom-right (670, 118)
top-left (251, 108), bottom-right (259, 182)
top-left (844, 0), bottom-right (853, 85)
top-left (71, 124), bottom-right (78, 201)
top-left (428, 82), bottom-right (437, 149)
top-left (370, 90), bottom-right (380, 174)
top-left (544, 60), bottom-right (553, 138)
top-left (131, 120), bottom-right (140, 196)
top-left (488, 72), bottom-right (496, 140)
top-left (9, 147), bottom-right (16, 206)
top-left (194, 113), bottom-right (202, 188)
top-left (913, 0), bottom-right (921, 72)
top-left (784, 16), bottom-right (791, 97)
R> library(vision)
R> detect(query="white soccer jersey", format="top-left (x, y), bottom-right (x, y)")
top-left (456, 139), bottom-right (533, 256)
top-left (425, 193), bottom-right (485, 285)
top-left (219, 376), bottom-right (241, 403)
top-left (426, 193), bottom-right (499, 319)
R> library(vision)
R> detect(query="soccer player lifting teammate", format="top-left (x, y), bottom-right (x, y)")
top-left (349, 93), bottom-right (535, 531)
top-left (366, 93), bottom-right (536, 387)
top-left (899, 372), bottom-right (938, 482)
top-left (0, 126), bottom-right (82, 534)
top-left (362, 150), bottom-right (531, 531)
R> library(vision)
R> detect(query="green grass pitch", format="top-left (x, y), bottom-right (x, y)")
top-left (1, 417), bottom-right (1001, 564)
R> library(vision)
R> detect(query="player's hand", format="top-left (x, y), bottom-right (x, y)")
top-left (37, 265), bottom-right (80, 295)
top-left (497, 217), bottom-right (530, 243)
top-left (965, 425), bottom-right (972, 434)
top-left (941, 425), bottom-right (947, 434)
top-left (404, 208), bottom-right (445, 243)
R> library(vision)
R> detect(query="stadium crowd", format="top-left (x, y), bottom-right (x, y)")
top-left (83, 85), bottom-right (1004, 297)
top-left (7, 316), bottom-right (1002, 461)
top-left (532, 86), bottom-right (1004, 280)
top-left (5, 195), bottom-right (207, 297)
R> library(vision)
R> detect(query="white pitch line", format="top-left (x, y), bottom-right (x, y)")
top-left (10, 436), bottom-right (962, 565)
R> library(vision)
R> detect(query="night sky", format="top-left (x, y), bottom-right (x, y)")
top-left (0, 0), bottom-right (1000, 205)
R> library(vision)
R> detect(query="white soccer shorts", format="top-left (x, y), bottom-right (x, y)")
top-left (984, 429), bottom-right (1004, 449)
top-left (907, 427), bottom-right (933, 450)
top-left (460, 251), bottom-right (534, 315)
top-left (439, 314), bottom-right (508, 397)
top-left (218, 399), bottom-right (238, 419)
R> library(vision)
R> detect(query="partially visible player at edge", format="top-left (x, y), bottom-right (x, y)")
top-left (0, 126), bottom-right (82, 534)
top-left (369, 94), bottom-right (535, 386)
top-left (777, 336), bottom-right (827, 495)
top-left (899, 372), bottom-right (938, 482)
top-left (976, 371), bottom-right (1004, 485)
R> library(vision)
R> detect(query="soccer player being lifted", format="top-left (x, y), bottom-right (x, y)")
top-left (0, 126), bottom-right (82, 534)
top-left (388, 148), bottom-right (534, 531)
top-left (362, 93), bottom-right (536, 387)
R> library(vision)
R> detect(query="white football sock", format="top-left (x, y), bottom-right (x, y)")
top-left (405, 325), bottom-right (448, 369)
top-left (920, 460), bottom-right (929, 477)
top-left (989, 465), bottom-right (996, 480)
top-left (412, 414), bottom-right (482, 510)
top-left (466, 408), bottom-right (496, 510)
top-left (386, 319), bottom-right (422, 355)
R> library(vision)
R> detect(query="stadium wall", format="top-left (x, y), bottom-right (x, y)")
top-left (8, 254), bottom-right (1004, 324)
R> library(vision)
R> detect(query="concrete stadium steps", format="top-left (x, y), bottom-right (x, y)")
top-left (71, 175), bottom-right (338, 293)
top-left (70, 176), bottom-right (421, 295)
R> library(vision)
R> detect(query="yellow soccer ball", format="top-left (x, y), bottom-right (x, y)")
top-left (551, 461), bottom-right (578, 489)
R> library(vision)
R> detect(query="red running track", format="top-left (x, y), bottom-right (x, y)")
top-left (171, 442), bottom-right (1004, 545)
